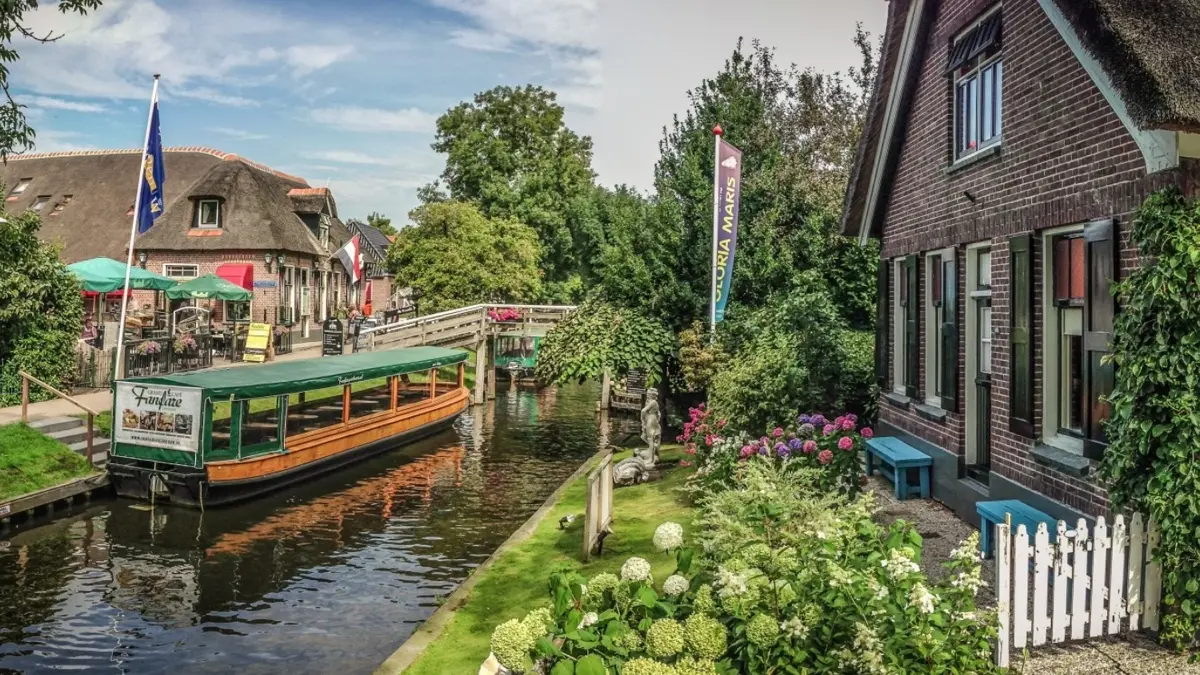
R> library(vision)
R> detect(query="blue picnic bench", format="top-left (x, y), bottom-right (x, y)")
top-left (976, 499), bottom-right (1064, 559)
top-left (864, 437), bottom-right (932, 501)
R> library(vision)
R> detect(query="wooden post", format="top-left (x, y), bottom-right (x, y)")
top-left (342, 385), bottom-right (351, 424)
top-left (457, 363), bottom-right (465, 388)
top-left (473, 340), bottom-right (487, 405)
top-left (486, 338), bottom-right (496, 400)
top-left (389, 376), bottom-right (398, 411)
top-left (600, 369), bottom-right (612, 411)
top-left (21, 374), bottom-right (28, 423)
top-left (430, 368), bottom-right (438, 399)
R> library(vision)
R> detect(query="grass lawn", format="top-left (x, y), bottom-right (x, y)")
top-left (404, 446), bottom-right (697, 675)
top-left (0, 423), bottom-right (97, 502)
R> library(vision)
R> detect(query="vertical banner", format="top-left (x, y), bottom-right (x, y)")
top-left (712, 137), bottom-right (743, 325)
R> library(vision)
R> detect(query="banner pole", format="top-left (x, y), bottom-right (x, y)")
top-left (115, 74), bottom-right (160, 379)
top-left (710, 125), bottom-right (723, 335)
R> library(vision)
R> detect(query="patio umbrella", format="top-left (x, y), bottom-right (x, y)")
top-left (68, 257), bottom-right (176, 292)
top-left (166, 273), bottom-right (252, 301)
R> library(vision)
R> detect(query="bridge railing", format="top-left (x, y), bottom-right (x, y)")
top-left (357, 303), bottom-right (576, 352)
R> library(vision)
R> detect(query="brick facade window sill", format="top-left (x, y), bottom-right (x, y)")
top-left (945, 144), bottom-right (1002, 175)
top-left (884, 391), bottom-right (912, 410)
top-left (1031, 443), bottom-right (1094, 478)
top-left (914, 402), bottom-right (948, 424)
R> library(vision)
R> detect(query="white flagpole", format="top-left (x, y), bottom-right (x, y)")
top-left (115, 74), bottom-right (161, 379)
top-left (710, 125), bottom-right (722, 334)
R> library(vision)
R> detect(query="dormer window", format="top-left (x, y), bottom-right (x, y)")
top-left (8, 178), bottom-right (31, 201)
top-left (50, 194), bottom-right (72, 216)
top-left (31, 195), bottom-right (50, 211)
top-left (197, 199), bottom-right (221, 229)
top-left (949, 8), bottom-right (1003, 161)
top-left (319, 213), bottom-right (330, 248)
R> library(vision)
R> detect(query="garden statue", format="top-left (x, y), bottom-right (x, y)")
top-left (613, 389), bottom-right (661, 487)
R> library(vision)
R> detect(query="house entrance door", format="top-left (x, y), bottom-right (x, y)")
top-left (970, 296), bottom-right (992, 483)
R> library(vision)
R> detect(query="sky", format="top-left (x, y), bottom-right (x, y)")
top-left (13, 0), bottom-right (887, 222)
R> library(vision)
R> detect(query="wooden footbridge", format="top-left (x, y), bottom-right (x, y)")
top-left (357, 304), bottom-right (575, 404)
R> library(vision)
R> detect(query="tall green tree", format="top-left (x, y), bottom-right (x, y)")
top-left (422, 85), bottom-right (596, 299)
top-left (366, 211), bottom-right (396, 237)
top-left (0, 1), bottom-right (104, 159)
top-left (385, 201), bottom-right (541, 313)
top-left (0, 209), bottom-right (84, 404)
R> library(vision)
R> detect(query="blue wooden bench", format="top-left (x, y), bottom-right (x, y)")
top-left (976, 499), bottom-right (1066, 559)
top-left (864, 437), bottom-right (932, 501)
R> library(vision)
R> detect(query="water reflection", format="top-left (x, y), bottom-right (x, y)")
top-left (0, 383), bottom-right (619, 675)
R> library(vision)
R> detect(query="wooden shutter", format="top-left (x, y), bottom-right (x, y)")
top-left (905, 256), bottom-right (919, 398)
top-left (940, 252), bottom-right (959, 411)
top-left (875, 260), bottom-right (889, 387)
top-left (1083, 219), bottom-right (1116, 459)
top-left (1009, 234), bottom-right (1034, 437)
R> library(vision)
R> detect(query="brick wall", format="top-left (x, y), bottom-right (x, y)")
top-left (876, 0), bottom-right (1200, 515)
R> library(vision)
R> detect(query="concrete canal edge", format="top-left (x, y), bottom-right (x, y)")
top-left (374, 445), bottom-right (612, 675)
top-left (0, 472), bottom-right (110, 528)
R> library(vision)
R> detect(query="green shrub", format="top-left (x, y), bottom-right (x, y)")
top-left (536, 298), bottom-right (676, 387)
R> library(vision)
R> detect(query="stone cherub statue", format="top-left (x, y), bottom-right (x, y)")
top-left (613, 388), bottom-right (661, 487)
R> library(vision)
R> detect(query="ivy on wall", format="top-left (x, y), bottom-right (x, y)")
top-left (1099, 188), bottom-right (1200, 649)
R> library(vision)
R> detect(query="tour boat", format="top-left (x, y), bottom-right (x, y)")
top-left (107, 347), bottom-right (470, 507)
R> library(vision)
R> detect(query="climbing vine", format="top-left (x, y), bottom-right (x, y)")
top-left (1098, 188), bottom-right (1200, 650)
top-left (534, 298), bottom-right (676, 387)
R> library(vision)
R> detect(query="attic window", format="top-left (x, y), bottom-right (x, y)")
top-left (8, 178), bottom-right (31, 200)
top-left (196, 199), bottom-right (221, 229)
top-left (49, 194), bottom-right (72, 216)
top-left (951, 9), bottom-right (1003, 161)
top-left (31, 195), bottom-right (50, 211)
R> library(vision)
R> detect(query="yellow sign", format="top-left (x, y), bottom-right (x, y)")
top-left (243, 322), bottom-right (272, 363)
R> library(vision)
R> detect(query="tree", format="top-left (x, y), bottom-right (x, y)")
top-left (0, 208), bottom-right (84, 405)
top-left (366, 211), bottom-right (396, 237)
top-left (385, 201), bottom-right (541, 313)
top-left (534, 298), bottom-right (676, 388)
top-left (424, 85), bottom-right (596, 297)
top-left (0, 1), bottom-right (104, 160)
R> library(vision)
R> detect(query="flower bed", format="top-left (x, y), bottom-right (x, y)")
top-left (489, 307), bottom-right (523, 322)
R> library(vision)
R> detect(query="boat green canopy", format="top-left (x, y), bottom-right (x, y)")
top-left (68, 257), bottom-right (177, 292)
top-left (165, 273), bottom-right (253, 301)
top-left (119, 347), bottom-right (469, 399)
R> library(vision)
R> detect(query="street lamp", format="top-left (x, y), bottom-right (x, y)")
top-left (137, 251), bottom-right (148, 268)
top-left (263, 252), bottom-right (274, 272)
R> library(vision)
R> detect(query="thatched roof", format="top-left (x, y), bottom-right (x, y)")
top-left (1053, 0), bottom-right (1200, 131)
top-left (0, 147), bottom-right (341, 262)
top-left (288, 187), bottom-right (337, 217)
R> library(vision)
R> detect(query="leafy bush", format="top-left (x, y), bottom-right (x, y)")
top-left (536, 298), bottom-right (676, 387)
top-left (677, 322), bottom-right (723, 393)
top-left (1098, 188), bottom-right (1200, 649)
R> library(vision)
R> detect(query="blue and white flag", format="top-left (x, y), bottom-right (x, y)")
top-left (137, 95), bottom-right (165, 234)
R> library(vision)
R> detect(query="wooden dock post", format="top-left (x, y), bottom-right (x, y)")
top-left (600, 370), bottom-right (611, 410)
top-left (473, 339), bottom-right (487, 405)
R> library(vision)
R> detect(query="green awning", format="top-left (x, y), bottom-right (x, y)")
top-left (165, 273), bottom-right (253, 301)
top-left (119, 347), bottom-right (469, 399)
top-left (68, 257), bottom-right (177, 292)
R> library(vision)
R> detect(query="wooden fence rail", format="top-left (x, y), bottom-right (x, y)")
top-left (993, 514), bottom-right (1162, 667)
top-left (582, 453), bottom-right (614, 562)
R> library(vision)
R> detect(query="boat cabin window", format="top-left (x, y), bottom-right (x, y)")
top-left (210, 400), bottom-right (234, 458)
top-left (397, 372), bottom-right (430, 406)
top-left (347, 377), bottom-right (392, 421)
top-left (285, 384), bottom-right (347, 437)
top-left (238, 396), bottom-right (283, 453)
top-left (435, 364), bottom-right (461, 396)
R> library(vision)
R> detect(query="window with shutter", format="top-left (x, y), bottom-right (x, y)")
top-left (1009, 234), bottom-right (1034, 437)
top-left (1082, 219), bottom-right (1116, 459)
top-left (940, 253), bottom-right (959, 411)
top-left (924, 248), bottom-right (958, 410)
top-left (905, 256), bottom-right (919, 398)
top-left (876, 262), bottom-right (889, 387)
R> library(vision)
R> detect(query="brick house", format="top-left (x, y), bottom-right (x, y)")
top-left (842, 0), bottom-right (1200, 524)
top-left (1, 148), bottom-right (374, 341)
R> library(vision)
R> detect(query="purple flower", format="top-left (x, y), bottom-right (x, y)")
top-left (838, 436), bottom-right (854, 451)
top-left (788, 438), bottom-right (803, 451)
top-left (775, 443), bottom-right (790, 458)
top-left (811, 415), bottom-right (827, 426)
top-left (861, 427), bottom-right (874, 439)
top-left (846, 414), bottom-right (858, 423)
top-left (760, 436), bottom-right (770, 446)
top-left (798, 423), bottom-right (815, 436)
top-left (773, 427), bottom-right (784, 438)
top-left (823, 424), bottom-right (835, 436)
top-left (798, 414), bottom-right (812, 425)
top-left (758, 446), bottom-right (769, 456)
top-left (802, 440), bottom-right (817, 453)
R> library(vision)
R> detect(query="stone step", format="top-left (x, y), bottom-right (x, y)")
top-left (48, 427), bottom-right (91, 446)
top-left (68, 438), bottom-right (110, 458)
top-left (28, 416), bottom-right (85, 434)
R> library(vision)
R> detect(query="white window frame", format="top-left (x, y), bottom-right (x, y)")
top-left (162, 263), bottom-right (199, 280)
top-left (9, 178), bottom-right (31, 196)
top-left (951, 8), bottom-right (1003, 162)
top-left (892, 259), bottom-right (906, 395)
top-left (31, 195), bottom-right (50, 211)
top-left (1041, 223), bottom-right (1087, 455)
top-left (197, 199), bottom-right (221, 229)
top-left (924, 247), bottom-right (955, 407)
top-left (964, 241), bottom-right (993, 467)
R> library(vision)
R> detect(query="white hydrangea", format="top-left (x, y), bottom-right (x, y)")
top-left (950, 533), bottom-right (982, 563)
top-left (663, 574), bottom-right (689, 597)
top-left (909, 582), bottom-right (937, 615)
top-left (715, 566), bottom-right (748, 598)
top-left (780, 616), bottom-right (808, 640)
top-left (621, 556), bottom-right (653, 583)
top-left (579, 612), bottom-right (599, 629)
top-left (868, 578), bottom-right (889, 601)
top-left (951, 569), bottom-right (988, 595)
top-left (852, 622), bottom-right (886, 675)
top-left (880, 548), bottom-right (921, 580)
top-left (653, 522), bottom-right (685, 552)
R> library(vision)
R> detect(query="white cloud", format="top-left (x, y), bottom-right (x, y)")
top-left (211, 127), bottom-right (268, 140)
top-left (174, 87), bottom-right (260, 108)
top-left (285, 45), bottom-right (355, 76)
top-left (17, 95), bottom-right (106, 113)
top-left (308, 150), bottom-right (417, 167)
top-left (309, 106), bottom-right (438, 133)
top-left (447, 28), bottom-right (514, 53)
top-left (31, 129), bottom-right (95, 152)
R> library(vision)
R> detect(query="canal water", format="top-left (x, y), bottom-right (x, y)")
top-left (0, 384), bottom-right (628, 675)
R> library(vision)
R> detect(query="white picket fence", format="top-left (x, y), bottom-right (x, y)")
top-left (993, 514), bottom-right (1162, 666)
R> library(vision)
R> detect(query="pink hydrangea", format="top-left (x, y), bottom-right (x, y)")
top-left (802, 440), bottom-right (817, 453)
top-left (861, 427), bottom-right (874, 439)
top-left (838, 436), bottom-right (854, 451)
top-left (841, 419), bottom-right (856, 431)
top-left (818, 449), bottom-right (834, 465)
top-left (823, 424), bottom-right (835, 436)
top-left (773, 427), bottom-right (784, 438)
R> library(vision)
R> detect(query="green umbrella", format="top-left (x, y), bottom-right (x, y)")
top-left (68, 257), bottom-right (176, 292)
top-left (165, 273), bottom-right (252, 301)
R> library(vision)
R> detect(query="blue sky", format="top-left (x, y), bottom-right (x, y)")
top-left (13, 0), bottom-right (885, 222)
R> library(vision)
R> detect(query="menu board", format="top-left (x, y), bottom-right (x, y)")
top-left (322, 318), bottom-right (344, 356)
top-left (243, 322), bottom-right (272, 363)
top-left (114, 383), bottom-right (203, 452)
top-left (626, 369), bottom-right (647, 393)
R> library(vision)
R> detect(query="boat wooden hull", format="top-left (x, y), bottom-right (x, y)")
top-left (109, 388), bottom-right (469, 508)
